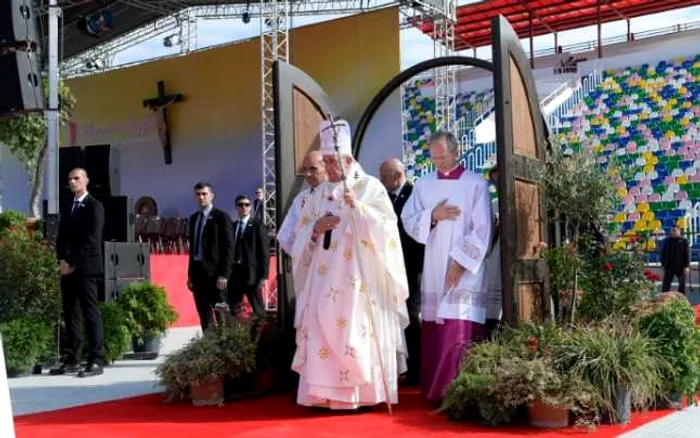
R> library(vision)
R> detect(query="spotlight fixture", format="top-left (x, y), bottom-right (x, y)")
top-left (163, 34), bottom-right (181, 47)
top-left (242, 1), bottom-right (251, 24)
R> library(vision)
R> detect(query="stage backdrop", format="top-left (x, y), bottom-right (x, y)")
top-left (34, 8), bottom-right (400, 217)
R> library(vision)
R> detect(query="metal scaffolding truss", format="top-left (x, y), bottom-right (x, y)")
top-left (61, 0), bottom-right (399, 77)
top-left (197, 0), bottom-right (397, 19)
top-left (62, 13), bottom-right (181, 76)
top-left (260, 0), bottom-right (290, 231)
top-left (433, 0), bottom-right (457, 133)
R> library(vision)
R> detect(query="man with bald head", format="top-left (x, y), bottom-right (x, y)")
top-left (277, 150), bottom-right (328, 255)
top-left (52, 167), bottom-right (106, 377)
top-left (380, 158), bottom-right (424, 385)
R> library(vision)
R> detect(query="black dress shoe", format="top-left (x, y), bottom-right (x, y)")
top-left (49, 362), bottom-right (80, 375)
top-left (77, 363), bottom-right (103, 378)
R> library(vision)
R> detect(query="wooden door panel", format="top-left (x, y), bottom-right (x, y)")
top-left (492, 16), bottom-right (550, 324)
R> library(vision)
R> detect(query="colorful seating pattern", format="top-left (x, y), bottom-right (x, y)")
top-left (402, 78), bottom-right (493, 175)
top-left (555, 54), bottom-right (700, 250)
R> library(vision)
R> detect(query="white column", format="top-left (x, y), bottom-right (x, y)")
top-left (45, 0), bottom-right (60, 216)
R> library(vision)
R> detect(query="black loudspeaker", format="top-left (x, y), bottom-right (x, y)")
top-left (84, 145), bottom-right (121, 197)
top-left (96, 195), bottom-right (134, 242)
top-left (99, 278), bottom-right (141, 303)
top-left (0, 0), bottom-right (40, 47)
top-left (0, 50), bottom-right (43, 115)
top-left (59, 147), bottom-right (85, 199)
top-left (103, 242), bottom-right (150, 280)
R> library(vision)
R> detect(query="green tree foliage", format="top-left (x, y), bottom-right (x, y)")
top-left (0, 80), bottom-right (76, 217)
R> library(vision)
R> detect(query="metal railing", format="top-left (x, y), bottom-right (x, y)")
top-left (548, 70), bottom-right (602, 132)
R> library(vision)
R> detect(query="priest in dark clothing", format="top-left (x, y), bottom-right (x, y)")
top-left (661, 226), bottom-right (690, 294)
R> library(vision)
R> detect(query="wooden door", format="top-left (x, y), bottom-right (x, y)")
top-left (492, 16), bottom-right (550, 324)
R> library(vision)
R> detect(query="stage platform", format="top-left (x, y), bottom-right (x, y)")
top-left (6, 257), bottom-right (700, 437)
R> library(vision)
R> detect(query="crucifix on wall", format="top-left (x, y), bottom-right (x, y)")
top-left (143, 80), bottom-right (183, 164)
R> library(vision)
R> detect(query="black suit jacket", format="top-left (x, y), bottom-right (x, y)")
top-left (393, 182), bottom-right (424, 276)
top-left (56, 194), bottom-right (105, 277)
top-left (188, 207), bottom-right (234, 279)
top-left (661, 236), bottom-right (690, 273)
top-left (252, 199), bottom-right (264, 222)
top-left (231, 217), bottom-right (269, 286)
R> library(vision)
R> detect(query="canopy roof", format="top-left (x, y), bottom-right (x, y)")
top-left (418, 0), bottom-right (698, 50)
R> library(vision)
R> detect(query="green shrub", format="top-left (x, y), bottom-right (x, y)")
top-left (117, 281), bottom-right (178, 343)
top-left (553, 321), bottom-right (666, 418)
top-left (0, 211), bottom-right (26, 235)
top-left (0, 317), bottom-right (53, 375)
top-left (638, 296), bottom-right (700, 402)
top-left (0, 228), bottom-right (60, 323)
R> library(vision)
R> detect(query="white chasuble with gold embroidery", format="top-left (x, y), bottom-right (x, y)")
top-left (289, 163), bottom-right (409, 409)
top-left (401, 171), bottom-right (492, 324)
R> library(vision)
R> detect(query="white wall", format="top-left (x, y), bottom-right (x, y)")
top-left (357, 89), bottom-right (403, 177)
top-left (0, 144), bottom-right (31, 214)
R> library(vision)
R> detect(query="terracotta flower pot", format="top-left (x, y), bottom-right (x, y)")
top-left (190, 378), bottom-right (225, 406)
top-left (528, 399), bottom-right (569, 429)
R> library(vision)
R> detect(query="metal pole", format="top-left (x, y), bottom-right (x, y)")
top-left (529, 12), bottom-right (534, 69)
top-left (626, 18), bottom-right (631, 41)
top-left (46, 0), bottom-right (60, 216)
top-left (597, 0), bottom-right (603, 59)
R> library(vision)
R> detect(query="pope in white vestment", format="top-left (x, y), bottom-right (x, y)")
top-left (401, 131), bottom-right (492, 403)
top-left (289, 119), bottom-right (409, 410)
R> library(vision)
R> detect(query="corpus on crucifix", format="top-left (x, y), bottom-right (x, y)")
top-left (142, 80), bottom-right (183, 164)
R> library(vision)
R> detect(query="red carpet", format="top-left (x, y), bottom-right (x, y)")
top-left (150, 255), bottom-right (278, 328)
top-left (14, 388), bottom-right (673, 438)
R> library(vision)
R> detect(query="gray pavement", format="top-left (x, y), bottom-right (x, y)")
top-left (9, 326), bottom-right (199, 416)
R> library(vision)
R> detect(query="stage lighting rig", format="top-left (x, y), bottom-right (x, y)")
top-left (77, 10), bottom-right (114, 38)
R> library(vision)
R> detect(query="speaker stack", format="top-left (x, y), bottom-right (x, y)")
top-left (0, 0), bottom-right (44, 116)
top-left (101, 242), bottom-right (150, 302)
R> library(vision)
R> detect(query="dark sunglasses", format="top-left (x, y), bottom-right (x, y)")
top-left (237, 202), bottom-right (250, 207)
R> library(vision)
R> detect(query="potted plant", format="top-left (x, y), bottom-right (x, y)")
top-left (524, 358), bottom-right (600, 429)
top-left (441, 343), bottom-right (530, 426)
top-left (225, 313), bottom-right (281, 399)
top-left (117, 281), bottom-right (178, 354)
top-left (498, 322), bottom-right (600, 429)
top-left (156, 305), bottom-right (257, 406)
top-left (553, 321), bottom-right (666, 424)
top-left (80, 302), bottom-right (131, 364)
top-left (637, 294), bottom-right (700, 408)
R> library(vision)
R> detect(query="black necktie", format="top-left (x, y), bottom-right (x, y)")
top-left (234, 221), bottom-right (245, 262)
top-left (193, 212), bottom-right (204, 257)
top-left (389, 193), bottom-right (397, 203)
top-left (71, 200), bottom-right (80, 217)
